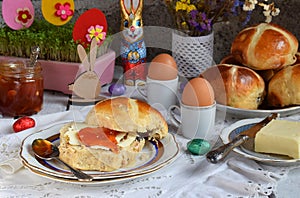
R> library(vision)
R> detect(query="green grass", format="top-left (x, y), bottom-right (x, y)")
top-left (0, 20), bottom-right (111, 62)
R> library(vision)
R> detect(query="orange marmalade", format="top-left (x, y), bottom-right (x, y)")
top-left (0, 60), bottom-right (43, 117)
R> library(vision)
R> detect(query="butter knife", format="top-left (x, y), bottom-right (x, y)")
top-left (206, 113), bottom-right (279, 164)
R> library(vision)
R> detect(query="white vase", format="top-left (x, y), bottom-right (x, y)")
top-left (172, 31), bottom-right (214, 78)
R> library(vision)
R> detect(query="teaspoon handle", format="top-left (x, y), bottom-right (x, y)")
top-left (55, 157), bottom-right (93, 181)
top-left (206, 135), bottom-right (249, 164)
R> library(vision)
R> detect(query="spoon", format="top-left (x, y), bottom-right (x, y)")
top-left (28, 46), bottom-right (40, 67)
top-left (32, 139), bottom-right (93, 181)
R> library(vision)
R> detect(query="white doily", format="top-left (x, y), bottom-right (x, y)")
top-left (1, 91), bottom-right (300, 198)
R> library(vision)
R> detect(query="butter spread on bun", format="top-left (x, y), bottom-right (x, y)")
top-left (58, 97), bottom-right (168, 171)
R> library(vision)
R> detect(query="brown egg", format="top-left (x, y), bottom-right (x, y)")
top-left (148, 53), bottom-right (178, 80)
top-left (182, 77), bottom-right (215, 106)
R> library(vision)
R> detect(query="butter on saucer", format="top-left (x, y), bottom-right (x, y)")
top-left (255, 119), bottom-right (300, 159)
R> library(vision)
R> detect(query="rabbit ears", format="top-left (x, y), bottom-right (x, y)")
top-left (77, 37), bottom-right (98, 71)
top-left (120, 0), bottom-right (143, 16)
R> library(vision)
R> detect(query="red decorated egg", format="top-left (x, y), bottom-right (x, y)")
top-left (73, 8), bottom-right (107, 48)
top-left (13, 116), bottom-right (36, 133)
top-left (41, 0), bottom-right (75, 26)
top-left (2, 0), bottom-right (34, 30)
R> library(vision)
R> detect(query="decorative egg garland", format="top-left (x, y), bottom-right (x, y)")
top-left (2, 0), bottom-right (35, 30)
top-left (41, 0), bottom-right (75, 26)
top-left (1, 0), bottom-right (108, 49)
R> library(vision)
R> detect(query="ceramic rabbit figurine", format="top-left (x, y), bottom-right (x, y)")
top-left (120, 0), bottom-right (147, 86)
top-left (69, 37), bottom-right (101, 99)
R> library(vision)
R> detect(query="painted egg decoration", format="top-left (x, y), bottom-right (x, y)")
top-left (13, 116), bottom-right (36, 133)
top-left (41, 0), bottom-right (75, 26)
top-left (187, 139), bottom-right (211, 155)
top-left (109, 83), bottom-right (126, 96)
top-left (2, 0), bottom-right (34, 30)
top-left (73, 8), bottom-right (107, 48)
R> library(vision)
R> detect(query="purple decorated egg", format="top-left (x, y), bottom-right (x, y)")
top-left (109, 83), bottom-right (126, 96)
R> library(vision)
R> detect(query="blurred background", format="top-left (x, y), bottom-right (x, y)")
top-left (0, 0), bottom-right (297, 64)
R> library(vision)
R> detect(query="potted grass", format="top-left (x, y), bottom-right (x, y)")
top-left (0, 20), bottom-right (115, 94)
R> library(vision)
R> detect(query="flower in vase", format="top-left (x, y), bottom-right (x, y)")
top-left (165, 0), bottom-right (280, 36)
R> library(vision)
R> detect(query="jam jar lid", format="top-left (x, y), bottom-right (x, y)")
top-left (0, 59), bottom-right (42, 77)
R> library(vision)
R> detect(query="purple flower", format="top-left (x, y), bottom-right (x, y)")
top-left (232, 0), bottom-right (244, 15)
top-left (200, 13), bottom-right (212, 31)
top-left (190, 10), bottom-right (198, 19)
top-left (200, 20), bottom-right (212, 32)
top-left (242, 11), bottom-right (253, 26)
top-left (166, 0), bottom-right (279, 36)
top-left (188, 11), bottom-right (213, 34)
top-left (189, 20), bottom-right (199, 27)
top-left (201, 13), bottom-right (207, 20)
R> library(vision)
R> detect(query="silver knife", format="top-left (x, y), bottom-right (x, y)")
top-left (206, 113), bottom-right (279, 164)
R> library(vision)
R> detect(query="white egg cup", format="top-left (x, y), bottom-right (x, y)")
top-left (137, 76), bottom-right (179, 111)
top-left (169, 101), bottom-right (216, 140)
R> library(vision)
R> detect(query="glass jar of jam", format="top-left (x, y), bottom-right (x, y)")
top-left (0, 60), bottom-right (43, 117)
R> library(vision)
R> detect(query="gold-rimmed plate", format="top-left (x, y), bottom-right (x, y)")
top-left (22, 159), bottom-right (157, 185)
top-left (20, 123), bottom-right (180, 183)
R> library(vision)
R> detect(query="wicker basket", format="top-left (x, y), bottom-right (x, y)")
top-left (172, 31), bottom-right (214, 78)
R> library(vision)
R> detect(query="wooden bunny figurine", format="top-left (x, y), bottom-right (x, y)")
top-left (120, 0), bottom-right (147, 86)
top-left (69, 37), bottom-right (101, 99)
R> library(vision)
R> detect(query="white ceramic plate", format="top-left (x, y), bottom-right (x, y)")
top-left (20, 123), bottom-right (180, 183)
top-left (217, 104), bottom-right (300, 118)
top-left (220, 118), bottom-right (300, 166)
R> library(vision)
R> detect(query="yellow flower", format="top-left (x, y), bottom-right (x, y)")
top-left (187, 4), bottom-right (197, 12)
top-left (165, 0), bottom-right (280, 36)
top-left (176, 0), bottom-right (195, 12)
top-left (181, 21), bottom-right (189, 29)
top-left (176, 2), bottom-right (186, 11)
top-left (181, 0), bottom-right (190, 3)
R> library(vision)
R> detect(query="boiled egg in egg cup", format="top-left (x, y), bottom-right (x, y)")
top-left (169, 77), bottom-right (216, 144)
top-left (137, 53), bottom-right (180, 118)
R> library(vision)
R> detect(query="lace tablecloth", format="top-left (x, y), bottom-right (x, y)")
top-left (1, 88), bottom-right (300, 198)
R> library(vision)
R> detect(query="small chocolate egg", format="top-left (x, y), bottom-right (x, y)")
top-left (187, 139), bottom-right (211, 155)
top-left (182, 77), bottom-right (215, 106)
top-left (148, 53), bottom-right (178, 80)
top-left (179, 81), bottom-right (188, 93)
top-left (13, 116), bottom-right (35, 133)
top-left (108, 83), bottom-right (126, 96)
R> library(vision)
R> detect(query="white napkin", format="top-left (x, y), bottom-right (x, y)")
top-left (0, 109), bottom-right (89, 177)
top-left (1, 101), bottom-right (299, 197)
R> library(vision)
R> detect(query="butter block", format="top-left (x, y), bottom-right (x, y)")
top-left (254, 119), bottom-right (300, 159)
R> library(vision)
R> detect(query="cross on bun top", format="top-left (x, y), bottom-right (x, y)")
top-left (267, 64), bottom-right (300, 107)
top-left (85, 97), bottom-right (168, 139)
top-left (200, 64), bottom-right (265, 109)
top-left (231, 23), bottom-right (298, 70)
